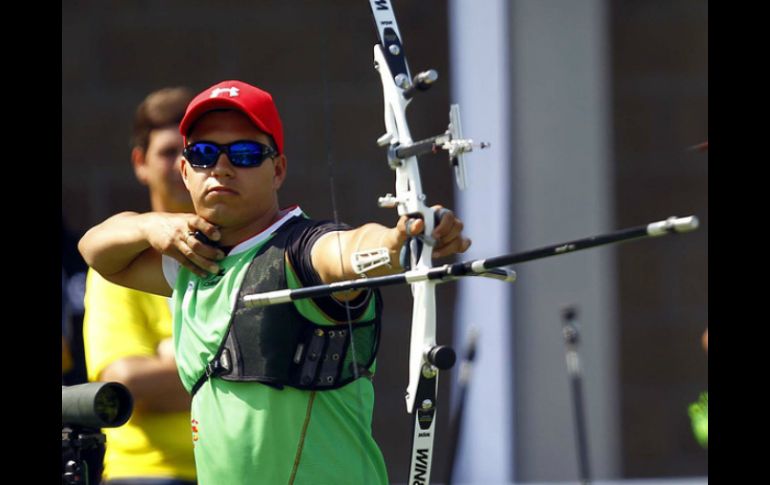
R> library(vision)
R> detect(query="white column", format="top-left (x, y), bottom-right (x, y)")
top-left (450, 0), bottom-right (514, 483)
top-left (450, 0), bottom-right (618, 482)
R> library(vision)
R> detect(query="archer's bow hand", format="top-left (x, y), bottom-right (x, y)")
top-left (398, 205), bottom-right (472, 259)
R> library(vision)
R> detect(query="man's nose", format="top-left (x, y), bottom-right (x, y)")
top-left (211, 153), bottom-right (235, 176)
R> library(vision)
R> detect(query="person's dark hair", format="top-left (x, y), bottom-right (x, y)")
top-left (131, 87), bottom-right (194, 151)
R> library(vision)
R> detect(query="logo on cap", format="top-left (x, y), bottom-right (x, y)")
top-left (210, 87), bottom-right (240, 98)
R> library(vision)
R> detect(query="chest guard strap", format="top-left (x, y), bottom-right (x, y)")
top-left (191, 219), bottom-right (381, 396)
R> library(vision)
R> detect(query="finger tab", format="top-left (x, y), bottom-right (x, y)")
top-left (193, 230), bottom-right (221, 248)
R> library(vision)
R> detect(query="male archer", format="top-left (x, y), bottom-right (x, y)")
top-left (79, 80), bottom-right (471, 484)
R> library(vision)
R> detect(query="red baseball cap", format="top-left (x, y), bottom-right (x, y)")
top-left (179, 80), bottom-right (284, 154)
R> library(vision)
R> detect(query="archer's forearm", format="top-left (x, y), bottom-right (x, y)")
top-left (315, 223), bottom-right (404, 283)
top-left (78, 212), bottom-right (156, 276)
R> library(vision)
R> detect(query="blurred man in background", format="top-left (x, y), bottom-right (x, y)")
top-left (82, 87), bottom-right (197, 485)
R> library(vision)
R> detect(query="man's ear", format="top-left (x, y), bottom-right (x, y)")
top-left (131, 147), bottom-right (149, 186)
top-left (180, 157), bottom-right (191, 190)
top-left (272, 154), bottom-right (287, 190)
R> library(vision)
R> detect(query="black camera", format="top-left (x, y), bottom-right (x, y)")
top-left (62, 382), bottom-right (133, 485)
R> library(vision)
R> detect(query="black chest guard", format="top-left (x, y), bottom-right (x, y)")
top-left (191, 218), bottom-right (382, 396)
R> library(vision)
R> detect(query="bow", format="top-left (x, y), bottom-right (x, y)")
top-left (367, 2), bottom-right (479, 482)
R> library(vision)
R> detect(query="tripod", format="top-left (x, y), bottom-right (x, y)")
top-left (61, 426), bottom-right (105, 485)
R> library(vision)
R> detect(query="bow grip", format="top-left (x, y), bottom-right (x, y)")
top-left (404, 208), bottom-right (450, 238)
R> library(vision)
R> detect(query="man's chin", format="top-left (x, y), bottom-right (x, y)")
top-left (196, 206), bottom-right (237, 227)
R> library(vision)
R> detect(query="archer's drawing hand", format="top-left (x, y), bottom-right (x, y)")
top-left (146, 213), bottom-right (225, 278)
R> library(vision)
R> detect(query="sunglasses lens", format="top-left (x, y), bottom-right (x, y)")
top-left (185, 142), bottom-right (221, 167)
top-left (228, 141), bottom-right (266, 167)
top-left (185, 141), bottom-right (274, 168)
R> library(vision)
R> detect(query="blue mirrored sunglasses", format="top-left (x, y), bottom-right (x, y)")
top-left (183, 140), bottom-right (277, 168)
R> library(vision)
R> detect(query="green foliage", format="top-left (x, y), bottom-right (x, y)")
top-left (688, 392), bottom-right (708, 449)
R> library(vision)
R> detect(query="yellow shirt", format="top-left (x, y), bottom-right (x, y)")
top-left (83, 269), bottom-right (196, 481)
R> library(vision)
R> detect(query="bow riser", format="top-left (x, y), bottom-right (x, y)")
top-left (373, 40), bottom-right (440, 420)
top-left (407, 281), bottom-right (438, 412)
top-left (374, 45), bottom-right (436, 240)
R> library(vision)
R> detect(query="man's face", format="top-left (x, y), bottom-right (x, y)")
top-left (133, 126), bottom-right (193, 212)
top-left (181, 110), bottom-right (286, 228)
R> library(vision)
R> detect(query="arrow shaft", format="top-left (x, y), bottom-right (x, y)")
top-left (243, 216), bottom-right (698, 307)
